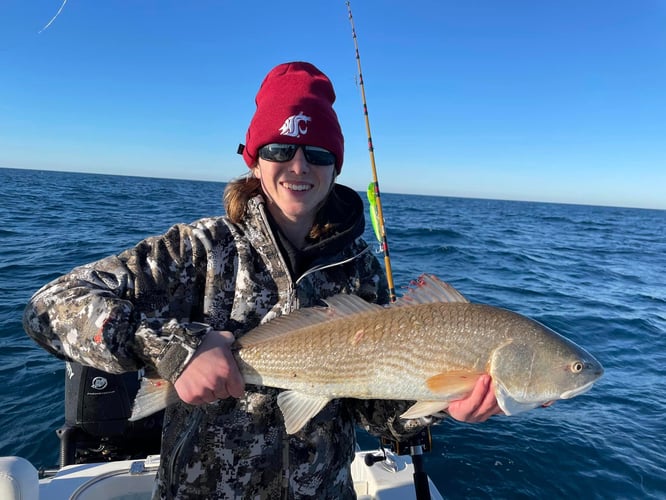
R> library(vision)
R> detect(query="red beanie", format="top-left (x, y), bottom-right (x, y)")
top-left (242, 61), bottom-right (344, 173)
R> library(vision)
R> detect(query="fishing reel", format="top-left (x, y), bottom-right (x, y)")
top-left (380, 426), bottom-right (432, 456)
top-left (363, 426), bottom-right (432, 466)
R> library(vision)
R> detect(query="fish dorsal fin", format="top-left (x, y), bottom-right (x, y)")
top-left (238, 294), bottom-right (383, 347)
top-left (276, 390), bottom-right (332, 434)
top-left (322, 293), bottom-right (385, 314)
top-left (394, 274), bottom-right (469, 307)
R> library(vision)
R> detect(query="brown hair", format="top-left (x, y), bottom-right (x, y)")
top-left (223, 175), bottom-right (262, 224)
top-left (223, 173), bottom-right (338, 240)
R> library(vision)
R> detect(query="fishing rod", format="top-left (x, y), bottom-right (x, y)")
top-left (346, 1), bottom-right (396, 303)
top-left (346, 3), bottom-right (432, 500)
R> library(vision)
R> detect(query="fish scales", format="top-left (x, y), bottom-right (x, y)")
top-left (236, 308), bottom-right (388, 396)
top-left (236, 303), bottom-right (527, 401)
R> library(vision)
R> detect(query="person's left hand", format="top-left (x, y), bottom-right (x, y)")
top-left (446, 374), bottom-right (503, 423)
top-left (174, 330), bottom-right (245, 405)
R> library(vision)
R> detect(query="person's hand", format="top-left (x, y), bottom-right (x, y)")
top-left (447, 374), bottom-right (503, 423)
top-left (174, 330), bottom-right (245, 405)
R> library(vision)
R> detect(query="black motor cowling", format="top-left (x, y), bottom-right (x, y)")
top-left (57, 362), bottom-right (163, 466)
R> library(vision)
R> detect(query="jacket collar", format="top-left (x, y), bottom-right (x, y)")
top-left (248, 184), bottom-right (366, 280)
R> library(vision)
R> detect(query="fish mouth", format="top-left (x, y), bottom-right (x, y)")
top-left (560, 380), bottom-right (597, 400)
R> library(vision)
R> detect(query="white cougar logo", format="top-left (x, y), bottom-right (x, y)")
top-left (279, 112), bottom-right (311, 138)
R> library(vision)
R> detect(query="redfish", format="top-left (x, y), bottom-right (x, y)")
top-left (130, 275), bottom-right (603, 434)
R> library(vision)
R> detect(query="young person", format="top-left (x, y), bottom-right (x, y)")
top-left (24, 61), bottom-right (500, 499)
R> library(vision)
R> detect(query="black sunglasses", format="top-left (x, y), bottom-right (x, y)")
top-left (258, 143), bottom-right (336, 166)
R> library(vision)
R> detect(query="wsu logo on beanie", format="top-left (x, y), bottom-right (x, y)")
top-left (241, 61), bottom-right (344, 173)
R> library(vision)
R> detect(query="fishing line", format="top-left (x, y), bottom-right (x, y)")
top-left (345, 1), bottom-right (397, 303)
top-left (39, 0), bottom-right (69, 34)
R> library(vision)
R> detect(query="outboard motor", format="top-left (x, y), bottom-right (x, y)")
top-left (57, 363), bottom-right (164, 466)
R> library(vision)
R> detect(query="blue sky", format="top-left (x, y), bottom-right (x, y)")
top-left (1, 1), bottom-right (665, 209)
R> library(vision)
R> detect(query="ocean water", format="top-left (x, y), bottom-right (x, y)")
top-left (1, 167), bottom-right (664, 499)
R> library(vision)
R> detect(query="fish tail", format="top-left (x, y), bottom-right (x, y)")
top-left (129, 377), bottom-right (179, 421)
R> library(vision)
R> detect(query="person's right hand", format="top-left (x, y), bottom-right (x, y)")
top-left (174, 330), bottom-right (245, 405)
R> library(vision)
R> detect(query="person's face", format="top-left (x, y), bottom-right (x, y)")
top-left (254, 145), bottom-right (336, 227)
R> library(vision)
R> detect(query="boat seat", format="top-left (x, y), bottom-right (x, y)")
top-left (0, 456), bottom-right (39, 500)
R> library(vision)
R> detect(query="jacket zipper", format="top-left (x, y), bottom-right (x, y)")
top-left (296, 243), bottom-right (370, 285)
top-left (166, 408), bottom-right (203, 499)
top-left (256, 204), bottom-right (296, 305)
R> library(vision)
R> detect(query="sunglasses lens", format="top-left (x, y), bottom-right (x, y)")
top-left (258, 144), bottom-right (297, 162)
top-left (303, 146), bottom-right (336, 166)
top-left (258, 144), bottom-right (336, 166)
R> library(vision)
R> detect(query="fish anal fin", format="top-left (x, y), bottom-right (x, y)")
top-left (425, 370), bottom-right (482, 395)
top-left (276, 390), bottom-right (332, 434)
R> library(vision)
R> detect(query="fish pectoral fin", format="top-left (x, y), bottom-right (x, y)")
top-left (276, 391), bottom-right (332, 435)
top-left (401, 370), bottom-right (486, 420)
top-left (400, 401), bottom-right (450, 419)
top-left (425, 370), bottom-right (483, 395)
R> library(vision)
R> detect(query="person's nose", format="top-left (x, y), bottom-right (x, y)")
top-left (289, 147), bottom-right (310, 174)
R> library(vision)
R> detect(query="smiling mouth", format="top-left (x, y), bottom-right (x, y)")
top-left (282, 182), bottom-right (312, 192)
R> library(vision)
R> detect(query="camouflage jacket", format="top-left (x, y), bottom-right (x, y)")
top-left (24, 185), bottom-right (429, 499)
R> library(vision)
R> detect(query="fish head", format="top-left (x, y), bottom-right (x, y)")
top-left (488, 324), bottom-right (604, 416)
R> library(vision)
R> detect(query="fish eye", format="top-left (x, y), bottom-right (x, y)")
top-left (571, 361), bottom-right (584, 373)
